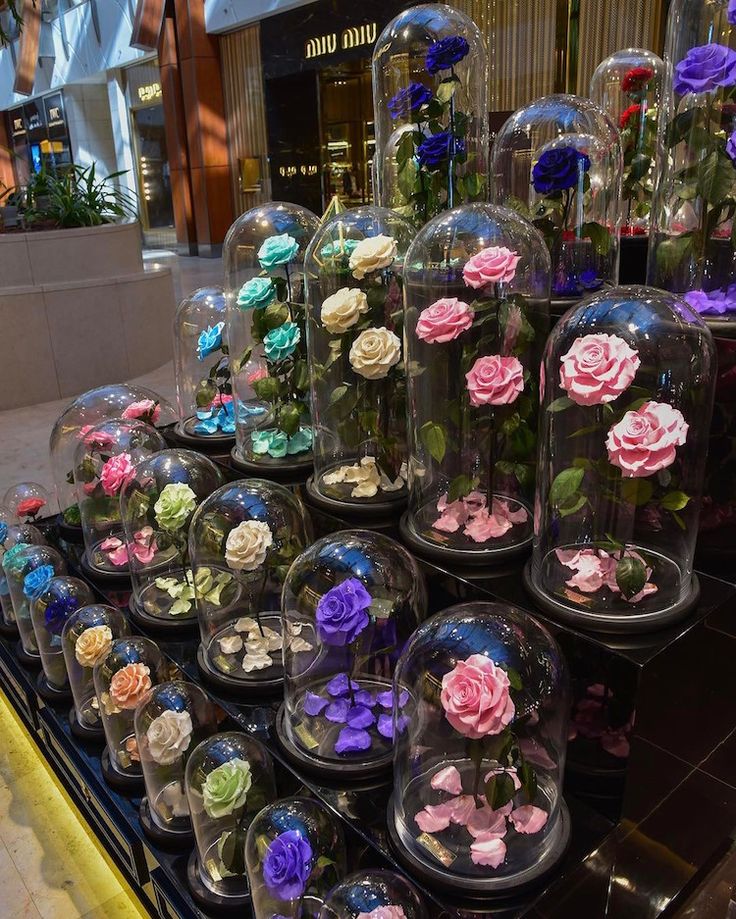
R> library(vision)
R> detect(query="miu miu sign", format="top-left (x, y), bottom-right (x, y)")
top-left (304, 22), bottom-right (377, 59)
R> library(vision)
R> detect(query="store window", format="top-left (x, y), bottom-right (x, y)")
top-left (7, 92), bottom-right (72, 182)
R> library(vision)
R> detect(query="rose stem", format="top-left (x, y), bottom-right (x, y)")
top-left (447, 66), bottom-right (457, 209)
top-left (253, 569), bottom-right (266, 637)
top-left (416, 120), bottom-right (427, 225)
top-left (347, 641), bottom-right (358, 707)
top-left (472, 740), bottom-right (482, 806)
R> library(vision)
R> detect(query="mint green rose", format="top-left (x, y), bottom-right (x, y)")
top-left (154, 483), bottom-right (197, 532)
top-left (258, 234), bottom-right (299, 269)
top-left (287, 427), bottom-right (312, 455)
top-left (252, 430), bottom-right (288, 458)
top-left (202, 758), bottom-right (252, 819)
top-left (3, 542), bottom-right (29, 575)
top-left (238, 277), bottom-right (275, 310)
top-left (264, 321), bottom-right (300, 362)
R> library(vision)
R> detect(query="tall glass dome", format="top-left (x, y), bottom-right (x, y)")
top-left (224, 202), bottom-right (320, 475)
top-left (526, 286), bottom-right (715, 631)
top-left (0, 524), bottom-right (44, 636)
top-left (303, 206), bottom-right (415, 515)
top-left (400, 203), bottom-right (550, 566)
top-left (73, 419), bottom-right (166, 579)
top-left (5, 544), bottom-right (65, 665)
top-left (2, 482), bottom-right (55, 524)
top-left (119, 449), bottom-right (224, 630)
top-left (278, 530), bottom-right (427, 779)
top-left (388, 602), bottom-right (570, 894)
top-left (189, 479), bottom-right (312, 693)
top-left (372, 3), bottom-right (489, 226)
top-left (491, 94), bottom-right (622, 309)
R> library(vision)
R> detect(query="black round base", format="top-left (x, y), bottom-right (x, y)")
top-left (305, 475), bottom-right (407, 518)
top-left (80, 551), bottom-right (132, 586)
top-left (187, 851), bottom-right (250, 914)
top-left (522, 561), bottom-right (700, 634)
top-left (174, 420), bottom-right (236, 451)
top-left (14, 640), bottom-right (41, 668)
top-left (56, 514), bottom-right (84, 543)
top-left (69, 706), bottom-right (105, 745)
top-left (549, 296), bottom-right (582, 322)
top-left (35, 670), bottom-right (71, 704)
top-left (0, 618), bottom-right (18, 639)
top-left (196, 643), bottom-right (283, 697)
top-left (101, 746), bottom-right (144, 795)
top-left (399, 512), bottom-right (533, 568)
top-left (139, 797), bottom-right (193, 850)
top-left (127, 597), bottom-right (198, 635)
top-left (229, 446), bottom-right (313, 481)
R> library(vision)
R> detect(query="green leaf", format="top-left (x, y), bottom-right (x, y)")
top-left (252, 375), bottom-right (280, 401)
top-left (397, 159), bottom-right (418, 201)
top-left (485, 772), bottom-right (516, 810)
top-left (396, 130), bottom-right (415, 168)
top-left (447, 474), bottom-right (477, 503)
top-left (278, 403), bottom-right (301, 436)
top-left (699, 150), bottom-right (736, 206)
top-left (549, 467), bottom-right (584, 508)
top-left (359, 409), bottom-right (378, 436)
top-left (482, 729), bottom-right (513, 762)
top-left (464, 171), bottom-right (483, 198)
top-left (656, 234), bottom-right (693, 276)
top-left (519, 760), bottom-right (538, 804)
top-left (329, 384), bottom-right (348, 407)
top-left (420, 421), bottom-right (446, 463)
top-left (195, 380), bottom-right (217, 408)
top-left (666, 108), bottom-right (699, 148)
top-left (547, 396), bottom-right (573, 413)
top-left (615, 556), bottom-right (647, 599)
top-left (436, 80), bottom-right (457, 104)
top-left (263, 301), bottom-right (289, 331)
top-left (628, 153), bottom-right (651, 181)
top-left (580, 221), bottom-right (612, 256)
top-left (621, 479), bottom-right (654, 507)
top-left (292, 358), bottom-right (310, 392)
top-left (503, 666), bottom-right (522, 691)
top-left (558, 494), bottom-right (586, 517)
top-left (660, 490), bottom-right (690, 511)
top-left (328, 384), bottom-right (359, 421)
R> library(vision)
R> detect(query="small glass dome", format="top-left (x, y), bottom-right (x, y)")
top-left (185, 732), bottom-right (277, 903)
top-left (372, 3), bottom-right (489, 226)
top-left (62, 604), bottom-right (129, 736)
top-left (303, 206), bottom-right (415, 513)
top-left (400, 203), bottom-right (550, 565)
top-left (491, 94), bottom-right (622, 305)
top-left (49, 384), bottom-right (176, 529)
top-left (0, 524), bottom-right (45, 631)
top-left (245, 797), bottom-right (347, 919)
top-left (188, 479), bottom-right (312, 691)
top-left (119, 449), bottom-right (224, 628)
top-left (590, 49), bottom-right (664, 235)
top-left (5, 544), bottom-right (66, 659)
top-left (318, 870), bottom-right (427, 919)
top-left (173, 286), bottom-right (236, 445)
top-left (134, 681), bottom-right (218, 837)
top-left (224, 202), bottom-right (321, 474)
top-left (3, 482), bottom-right (55, 524)
top-left (73, 419), bottom-right (166, 577)
top-left (278, 530), bottom-right (427, 778)
top-left (30, 576), bottom-right (94, 693)
top-left (93, 636), bottom-right (167, 779)
top-left (526, 286), bottom-right (716, 631)
top-left (389, 602), bottom-right (570, 894)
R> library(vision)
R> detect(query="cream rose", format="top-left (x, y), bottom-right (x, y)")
top-left (349, 235), bottom-right (397, 280)
top-left (146, 709), bottom-right (193, 766)
top-left (225, 520), bottom-right (274, 571)
top-left (75, 625), bottom-right (113, 668)
top-left (321, 287), bottom-right (369, 334)
top-left (349, 327), bottom-right (401, 380)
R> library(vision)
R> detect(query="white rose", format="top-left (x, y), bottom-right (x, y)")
top-left (321, 287), bottom-right (369, 334)
top-left (349, 235), bottom-right (397, 280)
top-left (225, 521), bottom-right (273, 571)
top-left (349, 327), bottom-right (401, 380)
top-left (146, 709), bottom-right (193, 766)
top-left (75, 625), bottom-right (113, 668)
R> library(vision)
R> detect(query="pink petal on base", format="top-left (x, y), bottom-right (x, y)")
top-left (430, 765), bottom-right (463, 795)
top-left (448, 795), bottom-right (477, 826)
top-left (100, 537), bottom-right (122, 551)
top-left (470, 833), bottom-right (507, 868)
top-left (510, 805), bottom-right (548, 834)
top-left (467, 804), bottom-right (508, 839)
top-left (415, 803), bottom-right (452, 833)
top-left (108, 545), bottom-right (130, 566)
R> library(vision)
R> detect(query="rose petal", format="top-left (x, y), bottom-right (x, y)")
top-left (415, 806), bottom-right (451, 834)
top-left (346, 705), bottom-right (375, 729)
top-left (430, 765), bottom-right (463, 795)
top-left (377, 713), bottom-right (393, 738)
top-left (304, 692), bottom-right (328, 716)
top-left (335, 727), bottom-right (372, 755)
top-left (470, 833), bottom-right (507, 868)
top-left (448, 795), bottom-right (476, 826)
top-left (326, 672), bottom-right (360, 697)
top-left (353, 689), bottom-right (375, 707)
top-left (510, 805), bottom-right (548, 834)
top-left (467, 804), bottom-right (508, 839)
top-left (325, 699), bottom-right (349, 723)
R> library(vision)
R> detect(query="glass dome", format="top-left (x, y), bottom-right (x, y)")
top-left (62, 604), bottom-right (129, 738)
top-left (73, 419), bottom-right (166, 578)
top-left (372, 3), bottom-right (489, 226)
top-left (189, 479), bottom-right (312, 692)
top-left (400, 203), bottom-right (550, 566)
top-left (526, 286), bottom-right (715, 631)
top-left (49, 384), bottom-right (176, 530)
top-left (30, 576), bottom-right (94, 695)
top-left (389, 601), bottom-right (570, 894)
top-left (185, 731), bottom-right (277, 905)
top-left (3, 482), bottom-right (55, 524)
top-left (173, 286), bottom-right (236, 446)
top-left (590, 49), bottom-right (664, 236)
top-left (93, 636), bottom-right (167, 782)
top-left (303, 206), bottom-right (415, 514)
top-left (491, 94), bottom-right (622, 305)
top-left (119, 449), bottom-right (224, 628)
top-left (245, 797), bottom-right (347, 919)
top-left (278, 530), bottom-right (427, 779)
top-left (319, 870), bottom-right (426, 919)
top-left (224, 202), bottom-right (321, 474)
top-left (0, 524), bottom-right (44, 633)
top-left (134, 680), bottom-right (218, 840)
top-left (5, 544), bottom-right (65, 661)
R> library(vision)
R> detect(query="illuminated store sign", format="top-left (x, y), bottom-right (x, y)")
top-left (137, 82), bottom-right (162, 103)
top-left (305, 22), bottom-right (377, 59)
top-left (279, 164), bottom-right (318, 177)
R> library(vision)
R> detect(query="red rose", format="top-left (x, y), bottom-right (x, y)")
top-left (622, 66), bottom-right (653, 93)
top-left (619, 103), bottom-right (642, 130)
top-left (16, 497), bottom-right (45, 517)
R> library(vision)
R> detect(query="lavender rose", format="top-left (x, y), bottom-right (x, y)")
top-left (673, 44), bottom-right (736, 96)
top-left (262, 830), bottom-right (313, 901)
top-left (388, 82), bottom-right (432, 119)
top-left (315, 578), bottom-right (371, 646)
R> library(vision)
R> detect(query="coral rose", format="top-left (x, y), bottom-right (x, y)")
top-left (559, 333), bottom-right (640, 406)
top-left (99, 452), bottom-right (135, 497)
top-left (463, 246), bottom-right (520, 289)
top-left (109, 662), bottom-right (152, 710)
top-left (466, 355), bottom-right (524, 407)
top-left (440, 653), bottom-right (515, 738)
top-left (416, 298), bottom-right (473, 344)
top-left (16, 497), bottom-right (45, 518)
top-left (606, 400), bottom-right (688, 478)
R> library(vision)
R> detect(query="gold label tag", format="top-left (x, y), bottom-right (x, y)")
top-left (214, 655), bottom-right (234, 673)
top-left (417, 832), bottom-right (455, 867)
top-left (206, 859), bottom-right (222, 882)
top-left (117, 751), bottom-right (131, 769)
top-left (294, 722), bottom-right (319, 750)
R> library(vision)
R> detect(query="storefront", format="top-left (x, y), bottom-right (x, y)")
top-left (6, 91), bottom-right (73, 181)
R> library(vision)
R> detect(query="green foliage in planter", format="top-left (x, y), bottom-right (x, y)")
top-left (25, 164), bottom-right (138, 229)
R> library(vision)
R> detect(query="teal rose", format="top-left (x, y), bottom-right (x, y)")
top-left (251, 430), bottom-right (288, 458)
top-left (258, 234), bottom-right (299, 269)
top-left (263, 321), bottom-right (300, 362)
top-left (287, 427), bottom-right (312, 455)
top-left (238, 277), bottom-right (275, 310)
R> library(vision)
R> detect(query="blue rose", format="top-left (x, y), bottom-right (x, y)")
top-left (532, 147), bottom-right (590, 194)
top-left (263, 321), bottom-right (300, 362)
top-left (426, 35), bottom-right (470, 74)
top-left (258, 234), bottom-right (299, 270)
top-left (44, 596), bottom-right (79, 637)
top-left (287, 426), bottom-right (312, 455)
top-left (388, 82), bottom-right (433, 119)
top-left (251, 430), bottom-right (288, 458)
top-left (0, 522), bottom-right (7, 545)
top-left (580, 269), bottom-right (603, 291)
top-left (23, 564), bottom-right (55, 600)
top-left (417, 131), bottom-right (464, 168)
top-left (238, 277), bottom-right (275, 310)
top-left (197, 322), bottom-right (225, 361)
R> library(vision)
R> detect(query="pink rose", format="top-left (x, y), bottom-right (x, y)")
top-left (441, 654), bottom-right (515, 739)
top-left (357, 908), bottom-right (407, 919)
top-left (99, 452), bottom-right (135, 497)
top-left (606, 401), bottom-right (688, 478)
top-left (463, 246), bottom-right (520, 289)
top-left (121, 400), bottom-right (161, 424)
top-left (82, 428), bottom-right (115, 448)
top-left (466, 355), bottom-right (524, 407)
top-left (416, 298), bottom-right (473, 344)
top-left (559, 334), bottom-right (640, 406)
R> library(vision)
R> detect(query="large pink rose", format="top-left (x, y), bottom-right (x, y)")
top-left (463, 246), bottom-right (520, 288)
top-left (606, 401), bottom-right (688, 478)
top-left (121, 400), bottom-right (161, 424)
top-left (466, 355), bottom-right (524, 407)
top-left (559, 334), bottom-right (640, 406)
top-left (99, 452), bottom-right (135, 497)
top-left (441, 653), bottom-right (515, 738)
top-left (416, 298), bottom-right (473, 344)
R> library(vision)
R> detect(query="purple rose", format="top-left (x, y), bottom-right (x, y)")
top-left (388, 82), bottom-right (432, 119)
top-left (731, 0), bottom-right (736, 25)
top-left (262, 830), bottom-right (313, 901)
top-left (315, 578), bottom-right (371, 646)
top-left (580, 269), bottom-right (604, 291)
top-left (684, 287), bottom-right (736, 316)
top-left (532, 147), bottom-right (590, 194)
top-left (426, 35), bottom-right (469, 74)
top-left (417, 131), bottom-right (464, 168)
top-left (673, 44), bottom-right (736, 96)
top-left (727, 130), bottom-right (736, 163)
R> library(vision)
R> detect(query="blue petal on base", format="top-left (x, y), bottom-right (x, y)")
top-left (194, 401), bottom-right (236, 435)
top-left (335, 727), bottom-right (372, 755)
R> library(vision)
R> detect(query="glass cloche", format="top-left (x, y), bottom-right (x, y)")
top-left (372, 3), bottom-right (489, 226)
top-left (2, 482), bottom-right (55, 524)
top-left (30, 576), bottom-right (94, 699)
top-left (173, 286), bottom-right (236, 447)
top-left (119, 449), bottom-right (224, 630)
top-left (245, 797), bottom-right (347, 919)
top-left (526, 286), bottom-right (715, 631)
top-left (400, 203), bottom-right (550, 566)
top-left (185, 731), bottom-right (277, 909)
top-left (73, 418), bottom-right (166, 579)
top-left (303, 206), bottom-right (415, 515)
top-left (278, 530), bottom-right (427, 779)
top-left (224, 202), bottom-right (321, 475)
top-left (189, 479), bottom-right (312, 693)
top-left (134, 680), bottom-right (218, 846)
top-left (5, 544), bottom-right (66, 664)
top-left (0, 523), bottom-right (44, 636)
top-left (318, 870), bottom-right (427, 919)
top-left (491, 94), bottom-right (622, 308)
top-left (388, 602), bottom-right (570, 894)
top-left (62, 604), bottom-right (128, 741)
top-left (93, 635), bottom-right (167, 789)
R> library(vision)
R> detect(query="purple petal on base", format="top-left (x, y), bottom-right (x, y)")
top-left (346, 705), bottom-right (375, 729)
top-left (397, 714), bottom-right (410, 735)
top-left (326, 672), bottom-right (360, 697)
top-left (335, 727), bottom-right (372, 755)
top-left (324, 699), bottom-right (349, 723)
top-left (376, 690), bottom-right (393, 709)
top-left (353, 689), bottom-right (375, 707)
top-left (377, 714), bottom-right (393, 739)
top-left (304, 692), bottom-right (328, 716)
